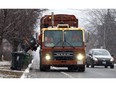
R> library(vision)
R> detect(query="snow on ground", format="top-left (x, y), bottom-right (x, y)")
top-left (0, 61), bottom-right (23, 78)
top-left (0, 61), bottom-right (11, 66)
top-left (31, 47), bottom-right (40, 70)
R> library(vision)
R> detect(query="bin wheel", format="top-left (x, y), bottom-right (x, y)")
top-left (11, 67), bottom-right (15, 70)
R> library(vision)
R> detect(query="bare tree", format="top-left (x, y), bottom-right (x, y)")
top-left (0, 9), bottom-right (10, 61)
top-left (0, 9), bottom-right (47, 60)
top-left (84, 9), bottom-right (116, 56)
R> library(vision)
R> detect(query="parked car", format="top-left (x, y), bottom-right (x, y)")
top-left (86, 49), bottom-right (114, 68)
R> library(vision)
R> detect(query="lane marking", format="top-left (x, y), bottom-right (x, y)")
top-left (60, 72), bottom-right (74, 78)
top-left (52, 66), bottom-right (74, 78)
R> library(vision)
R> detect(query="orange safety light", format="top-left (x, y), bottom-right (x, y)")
top-left (49, 16), bottom-right (51, 19)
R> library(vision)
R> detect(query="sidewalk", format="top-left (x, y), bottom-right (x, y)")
top-left (0, 61), bottom-right (23, 78)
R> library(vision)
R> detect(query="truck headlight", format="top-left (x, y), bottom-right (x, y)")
top-left (76, 53), bottom-right (84, 61)
top-left (45, 54), bottom-right (51, 61)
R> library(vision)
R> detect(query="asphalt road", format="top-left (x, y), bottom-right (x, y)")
top-left (28, 60), bottom-right (116, 78)
top-left (25, 48), bottom-right (116, 78)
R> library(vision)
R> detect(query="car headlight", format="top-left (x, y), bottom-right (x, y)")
top-left (45, 54), bottom-right (51, 61)
top-left (110, 58), bottom-right (114, 62)
top-left (93, 57), bottom-right (98, 61)
top-left (76, 53), bottom-right (84, 61)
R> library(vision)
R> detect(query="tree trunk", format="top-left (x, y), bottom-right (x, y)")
top-left (12, 41), bottom-right (19, 52)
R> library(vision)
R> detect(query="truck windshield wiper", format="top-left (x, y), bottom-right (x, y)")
top-left (63, 35), bottom-right (75, 49)
top-left (52, 40), bottom-right (62, 48)
top-left (52, 39), bottom-right (75, 49)
top-left (63, 40), bottom-right (75, 49)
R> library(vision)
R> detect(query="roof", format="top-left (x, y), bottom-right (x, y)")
top-left (91, 48), bottom-right (109, 51)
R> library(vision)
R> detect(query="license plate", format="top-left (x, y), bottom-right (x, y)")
top-left (77, 61), bottom-right (83, 64)
top-left (102, 61), bottom-right (106, 64)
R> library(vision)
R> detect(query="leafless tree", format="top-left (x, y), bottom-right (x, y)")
top-left (84, 9), bottom-right (116, 56)
top-left (0, 9), bottom-right (47, 60)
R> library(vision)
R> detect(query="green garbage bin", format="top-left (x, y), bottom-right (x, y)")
top-left (23, 53), bottom-right (32, 69)
top-left (11, 52), bottom-right (32, 70)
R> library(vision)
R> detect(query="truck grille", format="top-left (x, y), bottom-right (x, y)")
top-left (53, 51), bottom-right (74, 60)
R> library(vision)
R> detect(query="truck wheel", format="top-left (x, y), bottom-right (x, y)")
top-left (46, 66), bottom-right (50, 71)
top-left (110, 65), bottom-right (114, 69)
top-left (40, 65), bottom-right (44, 71)
top-left (68, 66), bottom-right (78, 71)
top-left (40, 65), bottom-right (50, 71)
top-left (78, 65), bottom-right (85, 72)
top-left (68, 66), bottom-right (73, 71)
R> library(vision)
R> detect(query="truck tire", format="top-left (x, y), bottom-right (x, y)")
top-left (40, 65), bottom-right (50, 71)
top-left (40, 65), bottom-right (44, 71)
top-left (68, 65), bottom-right (78, 71)
top-left (68, 66), bottom-right (73, 71)
top-left (78, 65), bottom-right (85, 72)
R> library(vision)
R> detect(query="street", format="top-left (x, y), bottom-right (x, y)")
top-left (21, 48), bottom-right (116, 78)
top-left (27, 58), bottom-right (116, 78)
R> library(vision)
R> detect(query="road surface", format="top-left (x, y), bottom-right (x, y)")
top-left (24, 48), bottom-right (116, 78)
top-left (27, 65), bottom-right (116, 78)
top-left (27, 54), bottom-right (116, 78)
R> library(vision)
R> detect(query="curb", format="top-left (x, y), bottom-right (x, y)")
top-left (20, 59), bottom-right (34, 78)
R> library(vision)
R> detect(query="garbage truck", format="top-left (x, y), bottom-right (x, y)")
top-left (22, 12), bottom-right (88, 72)
top-left (38, 13), bottom-right (87, 72)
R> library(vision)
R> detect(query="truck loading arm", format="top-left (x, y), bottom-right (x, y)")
top-left (21, 36), bottom-right (39, 52)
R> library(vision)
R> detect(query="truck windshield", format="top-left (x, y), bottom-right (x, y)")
top-left (64, 30), bottom-right (83, 46)
top-left (44, 30), bottom-right (83, 47)
top-left (44, 30), bottom-right (62, 47)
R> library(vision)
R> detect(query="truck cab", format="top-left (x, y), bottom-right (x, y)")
top-left (40, 27), bottom-right (86, 72)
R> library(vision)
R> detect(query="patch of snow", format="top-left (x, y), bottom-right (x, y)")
top-left (31, 47), bottom-right (40, 69)
top-left (0, 61), bottom-right (11, 66)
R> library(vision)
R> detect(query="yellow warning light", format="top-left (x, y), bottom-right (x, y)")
top-left (49, 16), bottom-right (51, 19)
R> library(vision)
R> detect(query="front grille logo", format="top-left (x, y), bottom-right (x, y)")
top-left (54, 53), bottom-right (72, 56)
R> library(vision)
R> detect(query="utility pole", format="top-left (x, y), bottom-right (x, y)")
top-left (103, 23), bottom-right (106, 49)
top-left (103, 9), bottom-right (110, 49)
